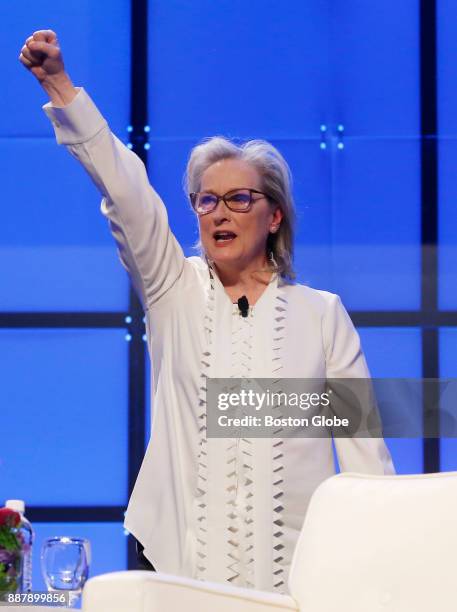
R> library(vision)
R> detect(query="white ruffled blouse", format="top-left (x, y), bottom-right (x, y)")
top-left (43, 87), bottom-right (395, 594)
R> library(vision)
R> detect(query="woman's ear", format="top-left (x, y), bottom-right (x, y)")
top-left (270, 206), bottom-right (283, 232)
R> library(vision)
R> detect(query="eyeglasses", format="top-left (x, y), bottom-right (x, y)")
top-left (189, 188), bottom-right (270, 215)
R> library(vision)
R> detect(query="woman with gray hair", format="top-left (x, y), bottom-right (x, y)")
top-left (20, 30), bottom-right (394, 594)
top-left (185, 135), bottom-right (296, 285)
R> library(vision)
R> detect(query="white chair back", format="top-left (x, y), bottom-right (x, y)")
top-left (288, 471), bottom-right (457, 612)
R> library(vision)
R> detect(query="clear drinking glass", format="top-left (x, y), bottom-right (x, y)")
top-left (41, 537), bottom-right (90, 607)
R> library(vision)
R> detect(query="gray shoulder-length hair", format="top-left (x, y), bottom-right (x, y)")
top-left (184, 136), bottom-right (296, 283)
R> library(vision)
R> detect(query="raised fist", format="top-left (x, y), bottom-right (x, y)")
top-left (19, 30), bottom-right (65, 83)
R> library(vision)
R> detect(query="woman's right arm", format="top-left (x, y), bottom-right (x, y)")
top-left (19, 30), bottom-right (185, 309)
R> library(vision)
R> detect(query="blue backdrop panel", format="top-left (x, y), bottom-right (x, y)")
top-left (1, 138), bottom-right (129, 311)
top-left (438, 139), bottom-right (457, 309)
top-left (437, 1), bottom-right (457, 136)
top-left (0, 329), bottom-right (128, 505)
top-left (332, 140), bottom-right (421, 310)
top-left (331, 1), bottom-right (419, 137)
top-left (357, 328), bottom-right (422, 378)
top-left (3, 0), bottom-right (130, 137)
top-left (148, 0), bottom-right (330, 139)
top-left (269, 140), bottom-right (332, 289)
top-left (30, 522), bottom-right (126, 592)
top-left (358, 327), bottom-right (423, 474)
top-left (440, 328), bottom-right (457, 471)
top-left (148, 138), bottom-right (201, 252)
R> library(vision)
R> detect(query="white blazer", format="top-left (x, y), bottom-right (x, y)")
top-left (43, 88), bottom-right (395, 594)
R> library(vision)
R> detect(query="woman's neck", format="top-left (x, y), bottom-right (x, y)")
top-left (213, 260), bottom-right (271, 287)
top-left (212, 260), bottom-right (274, 305)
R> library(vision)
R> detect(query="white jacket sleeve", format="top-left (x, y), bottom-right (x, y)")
top-left (322, 294), bottom-right (396, 475)
top-left (42, 87), bottom-right (185, 310)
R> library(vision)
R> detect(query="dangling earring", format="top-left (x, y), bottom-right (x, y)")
top-left (270, 225), bottom-right (279, 233)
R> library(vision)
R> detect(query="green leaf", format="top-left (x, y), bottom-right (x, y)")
top-left (0, 527), bottom-right (21, 551)
top-left (0, 573), bottom-right (18, 594)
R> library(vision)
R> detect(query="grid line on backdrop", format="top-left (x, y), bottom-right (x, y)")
top-left (126, 0), bottom-right (148, 569)
top-left (420, 0), bottom-right (440, 472)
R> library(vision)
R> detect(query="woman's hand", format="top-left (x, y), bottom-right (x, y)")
top-left (19, 30), bottom-right (77, 107)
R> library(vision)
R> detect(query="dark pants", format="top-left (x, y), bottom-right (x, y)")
top-left (135, 538), bottom-right (156, 571)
